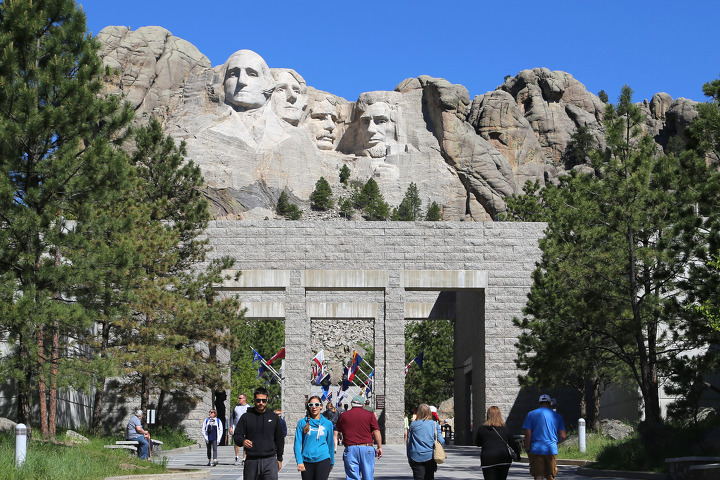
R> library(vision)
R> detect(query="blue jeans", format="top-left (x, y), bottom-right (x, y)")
top-left (129, 434), bottom-right (150, 459)
top-left (343, 445), bottom-right (375, 480)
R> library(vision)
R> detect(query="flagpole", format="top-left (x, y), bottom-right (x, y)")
top-left (251, 345), bottom-right (282, 383)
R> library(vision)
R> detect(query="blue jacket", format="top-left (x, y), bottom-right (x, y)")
top-left (294, 415), bottom-right (335, 466)
top-left (407, 419), bottom-right (444, 462)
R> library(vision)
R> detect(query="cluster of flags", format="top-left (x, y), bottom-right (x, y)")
top-left (253, 347), bottom-right (285, 381)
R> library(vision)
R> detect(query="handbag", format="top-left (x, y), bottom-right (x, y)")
top-left (433, 421), bottom-right (447, 464)
top-left (493, 427), bottom-right (519, 462)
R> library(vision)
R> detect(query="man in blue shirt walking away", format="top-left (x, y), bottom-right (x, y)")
top-left (522, 394), bottom-right (566, 480)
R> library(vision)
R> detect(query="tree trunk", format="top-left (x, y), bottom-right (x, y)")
top-left (91, 317), bottom-right (112, 431)
top-left (591, 377), bottom-right (601, 432)
top-left (141, 375), bottom-right (150, 430)
top-left (38, 325), bottom-right (48, 438)
top-left (157, 389), bottom-right (166, 427)
top-left (49, 318), bottom-right (59, 439)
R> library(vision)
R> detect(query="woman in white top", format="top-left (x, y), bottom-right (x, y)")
top-left (202, 408), bottom-right (223, 466)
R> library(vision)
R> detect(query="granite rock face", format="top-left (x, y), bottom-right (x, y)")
top-left (97, 28), bottom-right (698, 220)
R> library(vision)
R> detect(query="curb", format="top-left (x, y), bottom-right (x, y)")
top-left (156, 443), bottom-right (202, 457)
top-left (104, 469), bottom-right (209, 480)
top-left (577, 467), bottom-right (669, 480)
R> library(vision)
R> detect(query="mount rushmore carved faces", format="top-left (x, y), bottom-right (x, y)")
top-left (223, 49), bottom-right (275, 111)
top-left (358, 101), bottom-right (397, 158)
top-left (271, 69), bottom-right (308, 126)
top-left (305, 98), bottom-right (339, 150)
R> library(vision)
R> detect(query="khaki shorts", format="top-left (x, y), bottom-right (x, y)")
top-left (528, 452), bottom-right (558, 480)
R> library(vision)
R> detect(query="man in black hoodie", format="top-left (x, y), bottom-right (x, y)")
top-left (233, 387), bottom-right (284, 480)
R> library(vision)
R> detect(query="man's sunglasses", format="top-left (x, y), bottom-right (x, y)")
top-left (255, 398), bottom-right (268, 403)
top-left (307, 402), bottom-right (322, 407)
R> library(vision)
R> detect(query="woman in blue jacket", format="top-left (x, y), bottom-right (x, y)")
top-left (294, 395), bottom-right (335, 480)
top-left (407, 403), bottom-right (445, 480)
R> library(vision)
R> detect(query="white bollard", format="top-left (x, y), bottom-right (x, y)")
top-left (578, 418), bottom-right (586, 453)
top-left (16, 423), bottom-right (27, 467)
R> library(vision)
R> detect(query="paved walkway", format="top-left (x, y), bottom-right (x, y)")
top-left (162, 444), bottom-right (629, 480)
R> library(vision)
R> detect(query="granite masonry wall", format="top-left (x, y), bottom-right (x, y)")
top-left (196, 220), bottom-right (546, 445)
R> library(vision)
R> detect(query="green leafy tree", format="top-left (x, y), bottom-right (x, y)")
top-left (0, 0), bottom-right (135, 433)
top-left (425, 201), bottom-right (442, 221)
top-left (508, 86), bottom-right (715, 436)
top-left (339, 164), bottom-right (351, 185)
top-left (687, 75), bottom-right (720, 162)
top-left (598, 90), bottom-right (609, 104)
top-left (310, 176), bottom-right (334, 211)
top-left (357, 178), bottom-right (389, 220)
top-left (404, 320), bottom-right (453, 414)
top-left (391, 183), bottom-right (422, 221)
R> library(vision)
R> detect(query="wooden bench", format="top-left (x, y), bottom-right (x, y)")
top-left (103, 439), bottom-right (164, 456)
top-left (666, 456), bottom-right (720, 480)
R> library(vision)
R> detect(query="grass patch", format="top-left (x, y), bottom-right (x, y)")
top-left (147, 425), bottom-right (196, 450)
top-left (0, 427), bottom-right (193, 480)
top-left (557, 432), bottom-right (616, 461)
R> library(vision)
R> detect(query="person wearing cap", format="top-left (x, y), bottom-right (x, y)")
top-left (522, 394), bottom-right (566, 480)
top-left (126, 408), bottom-right (151, 460)
top-left (334, 395), bottom-right (382, 480)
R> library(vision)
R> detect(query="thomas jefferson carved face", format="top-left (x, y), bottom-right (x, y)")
top-left (360, 102), bottom-right (395, 158)
top-left (271, 70), bottom-right (308, 126)
top-left (305, 99), bottom-right (338, 150)
top-left (223, 50), bottom-right (274, 111)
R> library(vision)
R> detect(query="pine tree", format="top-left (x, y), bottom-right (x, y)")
top-left (0, 0), bottom-right (134, 432)
top-left (339, 164), bottom-right (351, 185)
top-left (508, 85), bottom-right (716, 435)
top-left (276, 190), bottom-right (302, 219)
top-left (339, 198), bottom-right (354, 219)
top-left (425, 202), bottom-right (442, 221)
top-left (392, 183), bottom-right (422, 221)
top-left (310, 176), bottom-right (333, 210)
top-left (357, 178), bottom-right (389, 220)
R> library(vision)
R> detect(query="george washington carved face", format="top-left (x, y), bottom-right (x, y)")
top-left (223, 50), bottom-right (275, 111)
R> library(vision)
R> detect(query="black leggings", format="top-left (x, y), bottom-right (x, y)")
top-left (409, 458), bottom-right (438, 480)
top-left (482, 464), bottom-right (511, 480)
top-left (206, 441), bottom-right (217, 460)
top-left (300, 458), bottom-right (332, 480)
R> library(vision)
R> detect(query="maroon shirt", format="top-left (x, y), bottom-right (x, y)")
top-left (336, 406), bottom-right (380, 446)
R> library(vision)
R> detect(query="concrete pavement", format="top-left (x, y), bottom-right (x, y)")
top-left (159, 444), bottom-right (631, 480)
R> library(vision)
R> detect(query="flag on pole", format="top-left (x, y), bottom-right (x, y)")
top-left (267, 347), bottom-right (285, 365)
top-left (364, 369), bottom-right (374, 396)
top-left (341, 367), bottom-right (350, 391)
top-left (348, 351), bottom-right (363, 382)
top-left (252, 348), bottom-right (263, 364)
top-left (404, 352), bottom-right (424, 376)
top-left (257, 363), bottom-right (267, 379)
top-left (313, 349), bottom-right (325, 368)
top-left (327, 390), bottom-right (333, 404)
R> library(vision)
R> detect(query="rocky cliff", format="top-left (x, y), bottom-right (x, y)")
top-left (97, 26), bottom-right (698, 221)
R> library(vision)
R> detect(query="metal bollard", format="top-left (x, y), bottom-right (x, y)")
top-left (578, 418), bottom-right (586, 453)
top-left (16, 423), bottom-right (27, 467)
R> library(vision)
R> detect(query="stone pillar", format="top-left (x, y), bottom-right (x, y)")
top-left (283, 269), bottom-right (307, 444)
top-left (383, 269), bottom-right (405, 444)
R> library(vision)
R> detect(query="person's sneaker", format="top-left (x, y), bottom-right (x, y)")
top-left (206, 461), bottom-right (211, 466)
top-left (234, 457), bottom-right (239, 466)
top-left (212, 460), bottom-right (218, 466)
top-left (242, 460), bottom-right (245, 466)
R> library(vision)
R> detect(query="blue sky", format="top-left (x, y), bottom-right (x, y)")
top-left (78, 0), bottom-right (718, 104)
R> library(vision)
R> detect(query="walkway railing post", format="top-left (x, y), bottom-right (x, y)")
top-left (578, 418), bottom-right (586, 453)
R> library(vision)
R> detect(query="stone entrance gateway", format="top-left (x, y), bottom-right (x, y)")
top-left (205, 220), bottom-right (544, 445)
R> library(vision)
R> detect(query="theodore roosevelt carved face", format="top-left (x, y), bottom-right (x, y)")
top-left (271, 69), bottom-right (308, 126)
top-left (305, 98), bottom-right (338, 150)
top-left (223, 50), bottom-right (275, 111)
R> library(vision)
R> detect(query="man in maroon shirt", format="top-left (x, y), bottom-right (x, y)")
top-left (335, 395), bottom-right (383, 480)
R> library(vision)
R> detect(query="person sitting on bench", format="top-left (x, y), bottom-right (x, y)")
top-left (127, 409), bottom-right (152, 460)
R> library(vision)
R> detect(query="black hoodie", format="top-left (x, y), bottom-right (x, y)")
top-left (233, 407), bottom-right (284, 461)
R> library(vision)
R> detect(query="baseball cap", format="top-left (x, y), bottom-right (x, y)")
top-left (351, 395), bottom-right (365, 406)
top-left (429, 405), bottom-right (437, 413)
top-left (135, 408), bottom-right (143, 416)
top-left (539, 394), bottom-right (552, 403)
